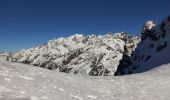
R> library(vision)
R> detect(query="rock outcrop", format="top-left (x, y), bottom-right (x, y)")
top-left (116, 16), bottom-right (170, 75)
top-left (0, 33), bottom-right (140, 76)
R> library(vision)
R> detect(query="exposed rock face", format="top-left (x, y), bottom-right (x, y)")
top-left (0, 33), bottom-right (140, 76)
top-left (114, 54), bottom-right (131, 75)
top-left (124, 40), bottom-right (140, 56)
top-left (116, 16), bottom-right (170, 75)
top-left (142, 21), bottom-right (156, 32)
top-left (115, 34), bottom-right (140, 75)
top-left (141, 21), bottom-right (156, 41)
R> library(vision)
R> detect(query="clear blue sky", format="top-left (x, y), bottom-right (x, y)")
top-left (0, 0), bottom-right (170, 52)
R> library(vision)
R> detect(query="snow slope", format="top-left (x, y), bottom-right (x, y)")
top-left (0, 61), bottom-right (170, 100)
top-left (116, 16), bottom-right (170, 74)
top-left (0, 33), bottom-right (139, 76)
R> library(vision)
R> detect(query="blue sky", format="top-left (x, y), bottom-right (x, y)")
top-left (0, 0), bottom-right (170, 52)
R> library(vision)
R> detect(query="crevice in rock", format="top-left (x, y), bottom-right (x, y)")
top-left (114, 53), bottom-right (131, 76)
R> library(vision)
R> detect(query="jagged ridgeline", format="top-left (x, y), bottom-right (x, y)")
top-left (1, 16), bottom-right (170, 76)
top-left (0, 33), bottom-right (140, 76)
top-left (115, 16), bottom-right (170, 75)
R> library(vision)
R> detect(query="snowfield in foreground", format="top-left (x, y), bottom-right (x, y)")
top-left (0, 61), bottom-right (170, 100)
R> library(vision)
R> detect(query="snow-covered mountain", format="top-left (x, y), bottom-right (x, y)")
top-left (116, 16), bottom-right (170, 74)
top-left (1, 16), bottom-right (170, 99)
top-left (1, 16), bottom-right (170, 76)
top-left (0, 33), bottom-right (139, 76)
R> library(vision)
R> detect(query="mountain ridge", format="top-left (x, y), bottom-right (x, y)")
top-left (115, 16), bottom-right (170, 75)
top-left (1, 16), bottom-right (170, 76)
top-left (0, 32), bottom-right (140, 76)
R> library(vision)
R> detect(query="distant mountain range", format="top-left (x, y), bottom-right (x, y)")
top-left (0, 16), bottom-right (170, 76)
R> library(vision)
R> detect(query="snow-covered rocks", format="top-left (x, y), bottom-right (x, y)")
top-left (0, 33), bottom-right (140, 76)
top-left (142, 21), bottom-right (156, 31)
top-left (141, 21), bottom-right (156, 41)
top-left (116, 16), bottom-right (170, 74)
top-left (0, 52), bottom-right (12, 61)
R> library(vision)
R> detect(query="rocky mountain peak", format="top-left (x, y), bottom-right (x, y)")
top-left (141, 21), bottom-right (156, 40)
top-left (0, 32), bottom-right (140, 76)
top-left (1, 16), bottom-right (169, 76)
top-left (142, 21), bottom-right (156, 31)
top-left (115, 16), bottom-right (170, 75)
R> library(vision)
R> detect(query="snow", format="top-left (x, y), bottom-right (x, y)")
top-left (19, 75), bottom-right (34, 80)
top-left (128, 16), bottom-right (170, 73)
top-left (144, 21), bottom-right (156, 30)
top-left (1, 32), bottom-right (140, 76)
top-left (1, 16), bottom-right (170, 99)
top-left (87, 95), bottom-right (97, 99)
top-left (0, 61), bottom-right (170, 100)
top-left (58, 88), bottom-right (64, 92)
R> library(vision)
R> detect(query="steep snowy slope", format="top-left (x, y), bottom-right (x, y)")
top-left (0, 61), bottom-right (170, 100)
top-left (116, 16), bottom-right (170, 74)
top-left (0, 33), bottom-right (139, 76)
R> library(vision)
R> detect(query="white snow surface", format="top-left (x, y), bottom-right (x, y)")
top-left (0, 61), bottom-right (170, 100)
